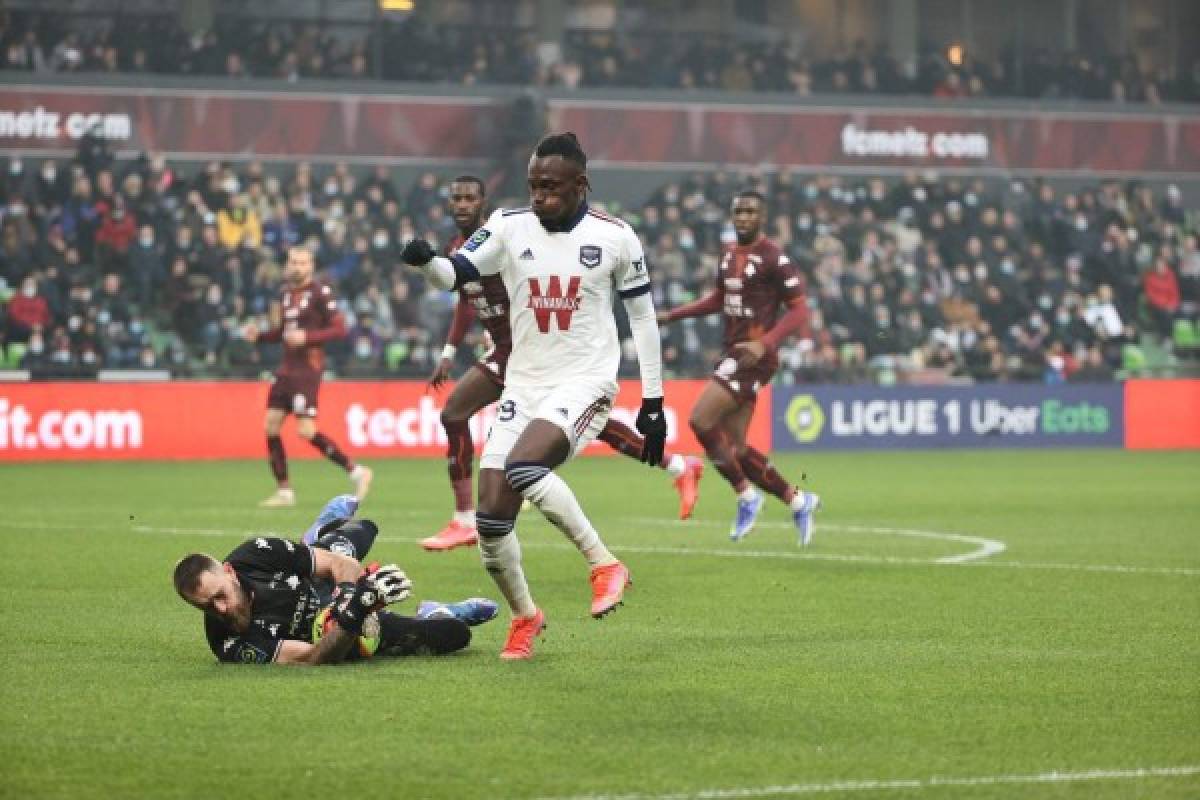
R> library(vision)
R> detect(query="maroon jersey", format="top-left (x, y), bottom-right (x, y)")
top-left (716, 238), bottom-right (806, 351)
top-left (262, 280), bottom-right (346, 376)
top-left (444, 233), bottom-right (512, 350)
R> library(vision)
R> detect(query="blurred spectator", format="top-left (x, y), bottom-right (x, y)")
top-left (1142, 257), bottom-right (1181, 340)
top-left (6, 275), bottom-right (51, 342)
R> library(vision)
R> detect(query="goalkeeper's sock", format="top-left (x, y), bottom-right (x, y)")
top-left (476, 515), bottom-right (536, 617)
top-left (507, 462), bottom-right (616, 569)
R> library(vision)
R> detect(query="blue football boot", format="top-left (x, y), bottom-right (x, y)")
top-left (302, 494), bottom-right (359, 545)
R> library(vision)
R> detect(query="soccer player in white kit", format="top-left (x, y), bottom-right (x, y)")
top-left (401, 133), bottom-right (667, 659)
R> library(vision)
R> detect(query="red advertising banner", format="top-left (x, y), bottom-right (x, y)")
top-left (2, 84), bottom-right (1197, 175)
top-left (0, 380), bottom-right (770, 462)
top-left (1124, 379), bottom-right (1200, 450)
top-left (551, 101), bottom-right (1200, 175)
top-left (0, 85), bottom-right (502, 163)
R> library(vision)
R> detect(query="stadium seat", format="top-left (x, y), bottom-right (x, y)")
top-left (1121, 344), bottom-right (1146, 373)
top-left (1173, 319), bottom-right (1198, 352)
top-left (4, 342), bottom-right (28, 369)
top-left (385, 342), bottom-right (409, 371)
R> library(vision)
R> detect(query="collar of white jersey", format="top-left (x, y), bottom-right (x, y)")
top-left (539, 201), bottom-right (589, 234)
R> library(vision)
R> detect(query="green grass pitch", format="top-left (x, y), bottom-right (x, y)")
top-left (1, 450), bottom-right (1197, 799)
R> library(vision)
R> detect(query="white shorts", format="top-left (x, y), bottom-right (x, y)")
top-left (479, 380), bottom-right (616, 471)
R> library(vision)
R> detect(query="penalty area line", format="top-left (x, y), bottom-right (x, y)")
top-left (621, 516), bottom-right (1006, 564)
top-left (528, 764), bottom-right (1200, 800)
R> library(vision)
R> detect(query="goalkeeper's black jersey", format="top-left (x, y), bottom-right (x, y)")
top-left (203, 537), bottom-right (323, 664)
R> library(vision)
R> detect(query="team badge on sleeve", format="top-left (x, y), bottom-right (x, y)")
top-left (579, 245), bottom-right (601, 268)
top-left (464, 229), bottom-right (492, 252)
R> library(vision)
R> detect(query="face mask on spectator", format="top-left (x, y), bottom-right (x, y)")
top-left (678, 231), bottom-right (695, 250)
top-left (804, 185), bottom-right (818, 200)
top-left (29, 334), bottom-right (44, 355)
top-left (324, 180), bottom-right (339, 196)
top-left (796, 214), bottom-right (812, 231)
top-left (22, 281), bottom-right (36, 297)
top-left (1029, 315), bottom-right (1043, 330)
top-left (355, 339), bottom-right (373, 359)
top-left (68, 315), bottom-right (82, 333)
top-left (42, 166), bottom-right (56, 182)
top-left (223, 178), bottom-right (239, 194)
top-left (139, 231), bottom-right (154, 246)
top-left (1075, 215), bottom-right (1088, 232)
top-left (373, 233), bottom-right (388, 248)
top-left (9, 159), bottom-right (22, 175)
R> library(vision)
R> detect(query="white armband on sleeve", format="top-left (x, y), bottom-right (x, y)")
top-left (623, 291), bottom-right (663, 399)
top-left (421, 256), bottom-right (458, 291)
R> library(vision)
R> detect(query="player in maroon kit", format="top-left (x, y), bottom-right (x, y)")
top-left (658, 190), bottom-right (820, 545)
top-left (243, 246), bottom-right (372, 508)
top-left (420, 176), bottom-right (704, 552)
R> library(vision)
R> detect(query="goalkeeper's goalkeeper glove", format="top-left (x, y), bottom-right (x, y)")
top-left (332, 563), bottom-right (412, 635)
top-left (401, 238), bottom-right (436, 267)
top-left (635, 397), bottom-right (667, 466)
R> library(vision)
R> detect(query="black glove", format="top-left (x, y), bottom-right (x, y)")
top-left (332, 563), bottom-right (412, 635)
top-left (635, 397), bottom-right (667, 466)
top-left (401, 238), bottom-right (436, 267)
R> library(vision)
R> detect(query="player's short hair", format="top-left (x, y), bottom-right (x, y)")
top-left (733, 189), bottom-right (767, 206)
top-left (173, 553), bottom-right (221, 599)
top-left (451, 175), bottom-right (486, 196)
top-left (534, 132), bottom-right (587, 171)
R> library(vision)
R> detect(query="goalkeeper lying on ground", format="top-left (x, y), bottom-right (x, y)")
top-left (172, 495), bottom-right (497, 665)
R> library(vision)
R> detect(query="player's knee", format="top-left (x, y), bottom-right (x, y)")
top-left (476, 514), bottom-right (515, 541)
top-left (504, 460), bottom-right (549, 496)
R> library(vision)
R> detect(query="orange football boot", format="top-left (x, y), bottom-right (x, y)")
top-left (589, 561), bottom-right (632, 618)
top-left (420, 520), bottom-right (479, 552)
top-left (499, 609), bottom-right (546, 660)
top-left (673, 456), bottom-right (704, 520)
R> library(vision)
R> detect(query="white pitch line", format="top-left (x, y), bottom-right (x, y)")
top-left (5, 521), bottom-right (1198, 577)
top-left (529, 764), bottom-right (1200, 800)
top-left (620, 516), bottom-right (1006, 564)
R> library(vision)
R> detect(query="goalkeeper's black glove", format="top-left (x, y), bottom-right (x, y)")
top-left (332, 563), bottom-right (412, 635)
top-left (400, 238), bottom-right (436, 267)
top-left (635, 397), bottom-right (667, 466)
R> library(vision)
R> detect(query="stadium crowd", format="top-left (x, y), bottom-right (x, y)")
top-left (2, 8), bottom-right (1198, 103)
top-left (0, 139), bottom-right (1196, 384)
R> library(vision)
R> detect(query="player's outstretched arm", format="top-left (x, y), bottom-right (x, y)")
top-left (658, 287), bottom-right (723, 324)
top-left (623, 290), bottom-right (667, 464)
top-left (401, 239), bottom-right (460, 290)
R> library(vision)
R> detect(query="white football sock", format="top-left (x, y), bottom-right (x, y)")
top-left (478, 533), bottom-right (536, 617)
top-left (523, 472), bottom-right (616, 568)
top-left (789, 490), bottom-right (811, 512)
top-left (665, 453), bottom-right (687, 478)
top-left (738, 487), bottom-right (758, 503)
top-left (453, 510), bottom-right (476, 527)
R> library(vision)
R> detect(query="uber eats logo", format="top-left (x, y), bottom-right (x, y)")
top-left (785, 394), bottom-right (825, 443)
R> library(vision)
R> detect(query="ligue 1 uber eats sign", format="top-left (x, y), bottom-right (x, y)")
top-left (774, 385), bottom-right (1124, 450)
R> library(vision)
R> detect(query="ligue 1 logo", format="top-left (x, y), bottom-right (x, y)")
top-left (786, 394), bottom-right (825, 444)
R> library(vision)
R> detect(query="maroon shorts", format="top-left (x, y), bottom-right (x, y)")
top-left (471, 344), bottom-right (511, 388)
top-left (712, 350), bottom-right (777, 406)
top-left (267, 372), bottom-right (321, 417)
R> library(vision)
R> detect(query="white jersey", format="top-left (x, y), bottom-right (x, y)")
top-left (453, 204), bottom-right (651, 390)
